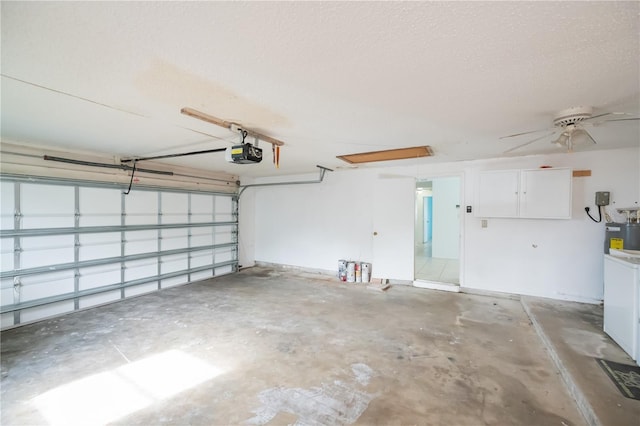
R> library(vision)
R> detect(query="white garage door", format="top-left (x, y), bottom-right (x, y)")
top-left (0, 177), bottom-right (237, 328)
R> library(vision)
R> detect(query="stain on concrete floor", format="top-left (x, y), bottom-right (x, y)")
top-left (246, 373), bottom-right (375, 425)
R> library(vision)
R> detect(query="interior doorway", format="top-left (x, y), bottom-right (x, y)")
top-left (414, 177), bottom-right (460, 285)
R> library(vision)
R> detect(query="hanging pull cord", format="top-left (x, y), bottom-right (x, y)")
top-left (123, 161), bottom-right (137, 195)
top-left (241, 130), bottom-right (248, 144)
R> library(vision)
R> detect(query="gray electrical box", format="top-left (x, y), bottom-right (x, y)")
top-left (595, 191), bottom-right (610, 206)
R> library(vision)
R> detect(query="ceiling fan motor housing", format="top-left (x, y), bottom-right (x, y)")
top-left (553, 106), bottom-right (593, 127)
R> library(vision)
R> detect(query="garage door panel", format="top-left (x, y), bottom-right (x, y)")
top-left (79, 265), bottom-right (121, 291)
top-left (161, 193), bottom-right (188, 224)
top-left (1, 312), bottom-right (14, 328)
top-left (125, 191), bottom-right (157, 226)
top-left (161, 254), bottom-right (188, 274)
top-left (124, 230), bottom-right (158, 256)
top-left (214, 227), bottom-right (234, 244)
top-left (1, 182), bottom-right (14, 230)
top-left (124, 259), bottom-right (158, 282)
top-left (21, 235), bottom-right (74, 268)
top-left (215, 249), bottom-right (234, 263)
top-left (20, 271), bottom-right (75, 301)
top-left (1, 179), bottom-right (237, 328)
top-left (1, 237), bottom-right (14, 270)
top-left (79, 233), bottom-right (121, 261)
top-left (215, 265), bottom-right (233, 275)
top-left (21, 184), bottom-right (75, 228)
top-left (160, 229), bottom-right (189, 250)
top-left (79, 291), bottom-right (120, 309)
top-left (1, 280), bottom-right (14, 307)
top-left (161, 276), bottom-right (187, 288)
top-left (125, 282), bottom-right (157, 297)
top-left (190, 270), bottom-right (213, 281)
top-left (21, 301), bottom-right (74, 323)
top-left (190, 250), bottom-right (213, 268)
top-left (191, 194), bottom-right (213, 213)
top-left (191, 230), bottom-right (213, 246)
top-left (192, 215), bottom-right (213, 224)
top-left (79, 187), bottom-right (121, 227)
top-left (214, 196), bottom-right (233, 222)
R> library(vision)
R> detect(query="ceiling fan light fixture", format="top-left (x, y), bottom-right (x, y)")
top-left (503, 105), bottom-right (637, 154)
top-left (553, 132), bottom-right (569, 147)
top-left (570, 127), bottom-right (590, 143)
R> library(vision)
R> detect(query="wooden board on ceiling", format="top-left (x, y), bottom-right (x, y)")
top-left (337, 146), bottom-right (433, 164)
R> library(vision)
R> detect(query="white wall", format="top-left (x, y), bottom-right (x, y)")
top-left (250, 170), bottom-right (377, 269)
top-left (246, 169), bottom-right (414, 280)
top-left (241, 147), bottom-right (639, 302)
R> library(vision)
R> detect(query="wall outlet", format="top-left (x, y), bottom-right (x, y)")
top-left (595, 191), bottom-right (610, 206)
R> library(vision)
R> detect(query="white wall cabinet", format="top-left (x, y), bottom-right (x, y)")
top-left (476, 168), bottom-right (572, 219)
top-left (476, 170), bottom-right (520, 218)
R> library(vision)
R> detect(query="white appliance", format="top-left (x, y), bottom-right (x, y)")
top-left (603, 253), bottom-right (640, 364)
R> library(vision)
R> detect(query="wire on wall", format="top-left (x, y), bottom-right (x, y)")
top-left (585, 206), bottom-right (602, 223)
top-left (123, 161), bottom-right (137, 195)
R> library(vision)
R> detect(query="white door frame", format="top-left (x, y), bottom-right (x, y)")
top-left (413, 172), bottom-right (465, 290)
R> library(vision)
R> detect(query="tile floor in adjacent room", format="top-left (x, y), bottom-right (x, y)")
top-left (415, 242), bottom-right (460, 284)
top-left (1, 266), bottom-right (638, 425)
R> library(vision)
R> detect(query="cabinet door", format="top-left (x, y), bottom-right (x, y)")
top-left (603, 257), bottom-right (638, 360)
top-left (476, 170), bottom-right (519, 218)
top-left (519, 168), bottom-right (572, 219)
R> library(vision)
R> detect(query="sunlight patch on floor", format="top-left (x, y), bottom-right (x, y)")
top-left (32, 349), bottom-right (224, 425)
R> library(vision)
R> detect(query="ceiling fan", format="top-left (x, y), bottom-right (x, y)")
top-left (501, 106), bottom-right (639, 153)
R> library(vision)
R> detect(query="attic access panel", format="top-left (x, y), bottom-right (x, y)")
top-left (337, 146), bottom-right (433, 164)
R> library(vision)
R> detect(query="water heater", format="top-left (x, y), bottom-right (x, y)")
top-left (604, 223), bottom-right (640, 254)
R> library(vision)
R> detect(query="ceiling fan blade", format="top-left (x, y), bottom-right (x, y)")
top-left (581, 112), bottom-right (617, 121)
top-left (503, 132), bottom-right (556, 154)
top-left (581, 112), bottom-right (637, 122)
top-left (596, 117), bottom-right (640, 122)
top-left (499, 127), bottom-right (553, 139)
top-left (583, 112), bottom-right (632, 122)
top-left (586, 117), bottom-right (640, 127)
top-left (584, 129), bottom-right (597, 145)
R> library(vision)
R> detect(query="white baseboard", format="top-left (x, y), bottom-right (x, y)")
top-left (413, 280), bottom-right (460, 292)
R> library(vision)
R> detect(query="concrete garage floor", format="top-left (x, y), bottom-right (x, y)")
top-left (0, 267), bottom-right (635, 425)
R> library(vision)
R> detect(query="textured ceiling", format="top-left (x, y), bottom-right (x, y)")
top-left (1, 1), bottom-right (639, 178)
